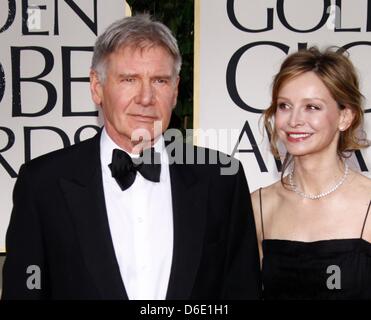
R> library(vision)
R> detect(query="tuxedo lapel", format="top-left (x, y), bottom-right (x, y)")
top-left (166, 163), bottom-right (209, 299)
top-left (59, 135), bottom-right (128, 300)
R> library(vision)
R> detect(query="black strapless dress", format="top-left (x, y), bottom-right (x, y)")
top-left (258, 188), bottom-right (371, 300)
top-left (262, 238), bottom-right (371, 299)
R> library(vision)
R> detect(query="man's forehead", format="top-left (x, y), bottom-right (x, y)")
top-left (115, 42), bottom-right (172, 58)
top-left (101, 42), bottom-right (178, 79)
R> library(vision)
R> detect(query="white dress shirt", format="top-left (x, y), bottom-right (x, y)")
top-left (100, 128), bottom-right (173, 300)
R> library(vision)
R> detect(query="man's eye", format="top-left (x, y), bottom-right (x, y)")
top-left (122, 78), bottom-right (135, 83)
top-left (154, 79), bottom-right (167, 84)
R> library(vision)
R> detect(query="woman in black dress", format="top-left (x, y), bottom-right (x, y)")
top-left (251, 47), bottom-right (371, 299)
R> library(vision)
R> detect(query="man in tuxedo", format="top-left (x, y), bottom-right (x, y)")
top-left (2, 14), bottom-right (261, 300)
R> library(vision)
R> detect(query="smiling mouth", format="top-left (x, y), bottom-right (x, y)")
top-left (286, 132), bottom-right (313, 142)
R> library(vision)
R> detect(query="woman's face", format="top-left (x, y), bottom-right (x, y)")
top-left (275, 71), bottom-right (348, 158)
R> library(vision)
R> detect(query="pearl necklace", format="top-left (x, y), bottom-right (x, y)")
top-left (288, 163), bottom-right (349, 200)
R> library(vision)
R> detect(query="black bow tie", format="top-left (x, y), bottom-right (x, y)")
top-left (109, 148), bottom-right (161, 191)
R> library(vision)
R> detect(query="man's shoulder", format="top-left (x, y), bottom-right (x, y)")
top-left (192, 144), bottom-right (238, 165)
top-left (171, 143), bottom-right (237, 163)
top-left (170, 143), bottom-right (242, 179)
top-left (21, 133), bottom-right (100, 177)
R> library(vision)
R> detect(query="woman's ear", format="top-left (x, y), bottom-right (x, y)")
top-left (338, 106), bottom-right (355, 131)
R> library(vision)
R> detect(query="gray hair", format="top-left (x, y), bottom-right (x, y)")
top-left (91, 14), bottom-right (182, 82)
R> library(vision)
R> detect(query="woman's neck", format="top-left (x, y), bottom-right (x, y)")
top-left (291, 154), bottom-right (346, 196)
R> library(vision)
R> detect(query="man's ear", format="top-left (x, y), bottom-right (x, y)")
top-left (339, 106), bottom-right (355, 131)
top-left (172, 75), bottom-right (180, 109)
top-left (90, 70), bottom-right (103, 107)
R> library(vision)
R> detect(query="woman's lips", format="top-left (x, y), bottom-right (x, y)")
top-left (286, 132), bottom-right (313, 142)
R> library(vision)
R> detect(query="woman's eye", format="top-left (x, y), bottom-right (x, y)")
top-left (306, 104), bottom-right (321, 110)
top-left (277, 103), bottom-right (289, 110)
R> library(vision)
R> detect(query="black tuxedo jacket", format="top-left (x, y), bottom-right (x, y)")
top-left (2, 132), bottom-right (261, 300)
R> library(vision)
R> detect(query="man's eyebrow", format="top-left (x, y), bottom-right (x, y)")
top-left (117, 73), bottom-right (138, 78)
top-left (117, 73), bottom-right (175, 81)
top-left (152, 74), bottom-right (173, 79)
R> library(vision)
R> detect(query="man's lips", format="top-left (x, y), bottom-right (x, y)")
top-left (129, 114), bottom-right (157, 122)
top-left (286, 132), bottom-right (313, 142)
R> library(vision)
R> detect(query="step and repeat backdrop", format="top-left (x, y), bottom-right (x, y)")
top-left (0, 0), bottom-right (127, 251)
top-left (195, 0), bottom-right (371, 190)
top-left (1, 0), bottom-right (371, 251)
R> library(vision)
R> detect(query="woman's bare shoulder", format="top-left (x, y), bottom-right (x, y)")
top-left (348, 171), bottom-right (371, 196)
top-left (251, 180), bottom-right (283, 211)
top-left (251, 180), bottom-right (284, 244)
top-left (357, 172), bottom-right (371, 187)
top-left (251, 180), bottom-right (283, 198)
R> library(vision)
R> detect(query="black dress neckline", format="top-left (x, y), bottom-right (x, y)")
top-left (263, 238), bottom-right (371, 256)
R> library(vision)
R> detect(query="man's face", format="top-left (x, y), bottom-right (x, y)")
top-left (90, 45), bottom-right (179, 152)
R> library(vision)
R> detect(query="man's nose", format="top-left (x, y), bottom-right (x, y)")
top-left (135, 81), bottom-right (155, 106)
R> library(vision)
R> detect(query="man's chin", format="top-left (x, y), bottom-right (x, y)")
top-left (130, 123), bottom-right (164, 141)
top-left (130, 137), bottom-right (156, 154)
